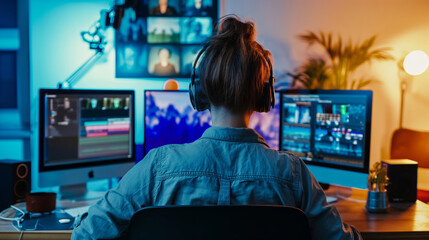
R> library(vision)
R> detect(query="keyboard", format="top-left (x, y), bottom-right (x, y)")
top-left (64, 206), bottom-right (90, 218)
top-left (326, 196), bottom-right (338, 203)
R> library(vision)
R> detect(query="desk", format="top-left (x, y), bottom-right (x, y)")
top-left (331, 187), bottom-right (429, 240)
top-left (0, 199), bottom-right (97, 240)
top-left (1, 191), bottom-right (429, 240)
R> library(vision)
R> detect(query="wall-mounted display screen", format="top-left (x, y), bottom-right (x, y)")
top-left (116, 0), bottom-right (218, 78)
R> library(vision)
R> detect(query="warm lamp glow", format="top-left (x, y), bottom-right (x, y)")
top-left (403, 50), bottom-right (429, 76)
top-left (163, 79), bottom-right (179, 90)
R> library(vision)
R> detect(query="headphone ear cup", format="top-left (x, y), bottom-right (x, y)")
top-left (269, 77), bottom-right (275, 108)
top-left (189, 44), bottom-right (210, 112)
top-left (256, 82), bottom-right (272, 112)
top-left (195, 81), bottom-right (210, 111)
top-left (189, 80), bottom-right (210, 111)
top-left (189, 81), bottom-right (197, 110)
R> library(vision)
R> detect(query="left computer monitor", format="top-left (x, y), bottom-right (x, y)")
top-left (38, 89), bottom-right (135, 198)
top-left (144, 90), bottom-right (280, 156)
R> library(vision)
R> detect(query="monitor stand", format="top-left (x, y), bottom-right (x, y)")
top-left (59, 183), bottom-right (105, 201)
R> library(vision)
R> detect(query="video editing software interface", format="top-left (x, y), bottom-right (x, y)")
top-left (281, 91), bottom-right (371, 171)
top-left (144, 90), bottom-right (280, 155)
top-left (41, 90), bottom-right (134, 167)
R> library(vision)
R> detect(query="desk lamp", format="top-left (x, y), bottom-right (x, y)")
top-left (163, 79), bottom-right (179, 90)
top-left (399, 50), bottom-right (429, 128)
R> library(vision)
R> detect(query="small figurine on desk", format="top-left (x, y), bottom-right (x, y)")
top-left (366, 162), bottom-right (390, 213)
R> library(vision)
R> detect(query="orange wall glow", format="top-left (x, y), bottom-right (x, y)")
top-left (224, 0), bottom-right (429, 165)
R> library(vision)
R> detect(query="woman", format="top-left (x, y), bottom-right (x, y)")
top-left (72, 16), bottom-right (361, 239)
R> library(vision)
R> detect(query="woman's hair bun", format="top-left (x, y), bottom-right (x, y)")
top-left (218, 15), bottom-right (255, 42)
top-left (199, 15), bottom-right (273, 113)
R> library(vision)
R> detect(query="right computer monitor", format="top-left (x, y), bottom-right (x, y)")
top-left (280, 90), bottom-right (372, 189)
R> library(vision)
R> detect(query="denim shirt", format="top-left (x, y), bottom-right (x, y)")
top-left (72, 127), bottom-right (361, 240)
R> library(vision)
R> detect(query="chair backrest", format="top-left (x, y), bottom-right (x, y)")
top-left (126, 205), bottom-right (311, 240)
top-left (391, 128), bottom-right (429, 168)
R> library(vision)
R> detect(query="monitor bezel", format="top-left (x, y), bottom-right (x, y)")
top-left (38, 88), bottom-right (136, 172)
top-left (279, 89), bottom-right (372, 174)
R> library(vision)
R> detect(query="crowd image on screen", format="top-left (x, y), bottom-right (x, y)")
top-left (115, 0), bottom-right (217, 78)
top-left (144, 91), bottom-right (211, 156)
top-left (144, 91), bottom-right (280, 157)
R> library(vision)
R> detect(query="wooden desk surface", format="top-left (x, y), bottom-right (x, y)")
top-left (1, 190), bottom-right (428, 240)
top-left (330, 187), bottom-right (429, 240)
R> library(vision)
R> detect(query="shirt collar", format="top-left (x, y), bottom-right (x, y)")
top-left (200, 126), bottom-right (269, 147)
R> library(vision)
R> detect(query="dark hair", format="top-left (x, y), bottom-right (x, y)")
top-left (199, 15), bottom-right (273, 113)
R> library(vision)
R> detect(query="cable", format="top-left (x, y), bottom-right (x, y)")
top-left (0, 205), bottom-right (25, 221)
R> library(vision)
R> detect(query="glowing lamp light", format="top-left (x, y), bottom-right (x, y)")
top-left (403, 50), bottom-right (429, 76)
top-left (163, 79), bottom-right (179, 90)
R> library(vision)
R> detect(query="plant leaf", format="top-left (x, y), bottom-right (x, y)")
top-left (295, 31), bottom-right (392, 90)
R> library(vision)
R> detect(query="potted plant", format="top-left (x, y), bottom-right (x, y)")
top-left (288, 32), bottom-right (394, 90)
top-left (366, 162), bottom-right (390, 212)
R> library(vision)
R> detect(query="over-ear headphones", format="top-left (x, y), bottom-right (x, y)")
top-left (189, 45), bottom-right (275, 112)
top-left (189, 45), bottom-right (210, 112)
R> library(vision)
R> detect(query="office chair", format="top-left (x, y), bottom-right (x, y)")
top-left (391, 128), bottom-right (429, 203)
top-left (126, 205), bottom-right (312, 240)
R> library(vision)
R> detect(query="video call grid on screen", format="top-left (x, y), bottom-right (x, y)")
top-left (39, 90), bottom-right (135, 171)
top-left (280, 90), bottom-right (372, 173)
top-left (115, 0), bottom-right (218, 78)
top-left (144, 90), bottom-right (280, 157)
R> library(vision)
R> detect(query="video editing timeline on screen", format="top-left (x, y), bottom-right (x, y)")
top-left (44, 93), bottom-right (133, 166)
top-left (281, 93), bottom-right (368, 169)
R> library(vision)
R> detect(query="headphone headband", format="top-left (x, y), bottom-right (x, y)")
top-left (189, 44), bottom-right (275, 112)
top-left (191, 44), bottom-right (209, 84)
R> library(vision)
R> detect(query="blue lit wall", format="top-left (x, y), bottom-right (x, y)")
top-left (28, 0), bottom-right (191, 190)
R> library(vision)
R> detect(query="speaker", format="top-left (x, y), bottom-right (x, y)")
top-left (0, 159), bottom-right (31, 210)
top-left (382, 159), bottom-right (417, 204)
